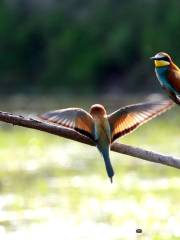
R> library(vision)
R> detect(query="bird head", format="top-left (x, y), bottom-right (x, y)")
top-left (90, 104), bottom-right (107, 118)
top-left (150, 52), bottom-right (172, 68)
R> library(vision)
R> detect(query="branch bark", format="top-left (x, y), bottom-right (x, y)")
top-left (0, 111), bottom-right (180, 169)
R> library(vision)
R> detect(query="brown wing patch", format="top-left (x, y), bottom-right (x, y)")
top-left (112, 111), bottom-right (152, 141)
top-left (168, 69), bottom-right (180, 92)
top-left (109, 100), bottom-right (174, 142)
top-left (39, 108), bottom-right (95, 140)
top-left (76, 116), bottom-right (92, 134)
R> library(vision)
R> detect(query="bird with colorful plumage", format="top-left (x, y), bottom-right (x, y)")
top-left (39, 100), bottom-right (173, 182)
top-left (151, 52), bottom-right (180, 104)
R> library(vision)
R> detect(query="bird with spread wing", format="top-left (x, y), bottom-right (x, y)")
top-left (39, 100), bottom-right (173, 182)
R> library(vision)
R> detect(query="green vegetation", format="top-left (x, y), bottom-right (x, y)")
top-left (0, 0), bottom-right (180, 94)
top-left (0, 103), bottom-right (179, 239)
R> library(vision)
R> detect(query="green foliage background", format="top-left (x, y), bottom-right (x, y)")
top-left (0, 0), bottom-right (180, 94)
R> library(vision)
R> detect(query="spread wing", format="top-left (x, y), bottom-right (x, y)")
top-left (108, 100), bottom-right (174, 142)
top-left (39, 108), bottom-right (95, 140)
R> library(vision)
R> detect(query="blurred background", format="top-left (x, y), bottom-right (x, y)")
top-left (0, 0), bottom-right (180, 239)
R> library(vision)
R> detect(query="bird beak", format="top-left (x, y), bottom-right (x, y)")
top-left (150, 56), bottom-right (157, 60)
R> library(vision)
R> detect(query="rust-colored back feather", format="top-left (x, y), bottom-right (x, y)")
top-left (168, 63), bottom-right (180, 92)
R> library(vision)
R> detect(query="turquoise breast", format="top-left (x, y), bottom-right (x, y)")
top-left (155, 67), bottom-right (177, 93)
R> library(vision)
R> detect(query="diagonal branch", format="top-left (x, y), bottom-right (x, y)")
top-left (0, 111), bottom-right (180, 169)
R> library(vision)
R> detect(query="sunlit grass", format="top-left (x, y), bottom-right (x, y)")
top-left (0, 104), bottom-right (179, 239)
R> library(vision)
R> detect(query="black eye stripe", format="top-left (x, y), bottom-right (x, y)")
top-left (157, 56), bottom-right (170, 61)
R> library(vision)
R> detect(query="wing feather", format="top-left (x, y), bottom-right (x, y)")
top-left (108, 100), bottom-right (174, 142)
top-left (168, 69), bottom-right (180, 92)
top-left (39, 108), bottom-right (94, 140)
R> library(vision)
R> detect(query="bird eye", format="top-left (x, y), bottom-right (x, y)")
top-left (161, 56), bottom-right (170, 62)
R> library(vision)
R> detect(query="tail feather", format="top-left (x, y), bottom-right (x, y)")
top-left (176, 95), bottom-right (180, 105)
top-left (98, 147), bottom-right (114, 182)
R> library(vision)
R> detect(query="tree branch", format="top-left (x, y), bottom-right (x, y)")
top-left (0, 111), bottom-right (180, 169)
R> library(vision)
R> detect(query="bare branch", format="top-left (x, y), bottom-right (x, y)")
top-left (111, 143), bottom-right (180, 169)
top-left (0, 111), bottom-right (180, 169)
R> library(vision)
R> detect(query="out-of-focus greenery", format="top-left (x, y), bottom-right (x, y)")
top-left (0, 98), bottom-right (179, 239)
top-left (0, 0), bottom-right (180, 94)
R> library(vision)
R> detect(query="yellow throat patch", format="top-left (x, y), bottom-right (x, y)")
top-left (155, 60), bottom-right (170, 67)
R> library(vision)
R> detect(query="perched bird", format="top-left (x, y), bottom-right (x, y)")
top-left (150, 52), bottom-right (180, 104)
top-left (39, 100), bottom-right (173, 182)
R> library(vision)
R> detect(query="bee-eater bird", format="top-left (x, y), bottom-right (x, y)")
top-left (151, 52), bottom-right (180, 105)
top-left (39, 100), bottom-right (173, 182)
